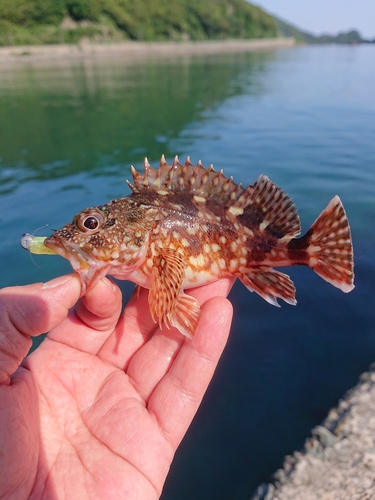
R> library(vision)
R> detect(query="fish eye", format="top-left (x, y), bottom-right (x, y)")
top-left (77, 210), bottom-right (106, 233)
top-left (83, 216), bottom-right (99, 230)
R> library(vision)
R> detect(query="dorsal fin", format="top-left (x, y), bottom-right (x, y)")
top-left (127, 159), bottom-right (301, 238)
top-left (127, 156), bottom-right (244, 206)
top-left (233, 175), bottom-right (301, 239)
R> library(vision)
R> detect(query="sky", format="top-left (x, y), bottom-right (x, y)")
top-left (254, 0), bottom-right (375, 39)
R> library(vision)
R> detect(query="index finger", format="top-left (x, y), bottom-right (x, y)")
top-left (147, 295), bottom-right (233, 449)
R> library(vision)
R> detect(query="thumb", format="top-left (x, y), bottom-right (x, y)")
top-left (0, 274), bottom-right (81, 384)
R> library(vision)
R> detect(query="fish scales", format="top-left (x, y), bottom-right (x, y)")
top-left (41, 155), bottom-right (354, 338)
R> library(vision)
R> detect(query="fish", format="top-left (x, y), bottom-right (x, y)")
top-left (43, 156), bottom-right (354, 338)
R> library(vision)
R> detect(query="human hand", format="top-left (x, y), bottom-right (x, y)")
top-left (0, 274), bottom-right (234, 500)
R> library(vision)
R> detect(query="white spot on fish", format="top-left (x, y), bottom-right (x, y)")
top-left (184, 265), bottom-right (195, 281)
top-left (211, 262), bottom-right (219, 275)
top-left (229, 259), bottom-right (238, 271)
top-left (228, 206), bottom-right (244, 216)
top-left (194, 195), bottom-right (206, 203)
top-left (308, 245), bottom-right (322, 254)
top-left (189, 255), bottom-right (206, 267)
top-left (244, 227), bottom-right (254, 237)
top-left (310, 256), bottom-right (319, 266)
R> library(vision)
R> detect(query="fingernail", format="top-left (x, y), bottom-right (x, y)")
top-left (42, 275), bottom-right (74, 289)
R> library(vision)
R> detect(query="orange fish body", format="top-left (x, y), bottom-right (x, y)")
top-left (44, 156), bottom-right (354, 338)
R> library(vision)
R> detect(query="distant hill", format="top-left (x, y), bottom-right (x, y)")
top-left (0, 0), bottom-right (278, 46)
top-left (0, 0), bottom-right (371, 48)
top-left (275, 16), bottom-right (373, 44)
top-left (274, 17), bottom-right (316, 44)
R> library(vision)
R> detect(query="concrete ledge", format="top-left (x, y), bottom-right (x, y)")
top-left (252, 363), bottom-right (375, 500)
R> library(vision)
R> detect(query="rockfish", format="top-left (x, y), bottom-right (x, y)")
top-left (41, 156), bottom-right (354, 338)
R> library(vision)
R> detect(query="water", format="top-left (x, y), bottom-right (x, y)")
top-left (0, 45), bottom-right (374, 498)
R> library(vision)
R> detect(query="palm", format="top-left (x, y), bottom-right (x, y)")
top-left (0, 276), bottom-right (233, 500)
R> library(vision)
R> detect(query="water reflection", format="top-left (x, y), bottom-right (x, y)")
top-left (0, 51), bottom-right (276, 190)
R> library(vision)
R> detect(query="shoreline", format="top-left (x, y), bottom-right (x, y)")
top-left (0, 38), bottom-right (295, 63)
top-left (252, 363), bottom-right (375, 500)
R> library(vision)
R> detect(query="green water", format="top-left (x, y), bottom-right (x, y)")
top-left (0, 51), bottom-right (270, 186)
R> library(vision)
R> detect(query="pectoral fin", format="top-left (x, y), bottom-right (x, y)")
top-left (148, 248), bottom-right (200, 338)
top-left (167, 292), bottom-right (200, 339)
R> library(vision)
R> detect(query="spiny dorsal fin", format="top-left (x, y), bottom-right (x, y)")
top-left (231, 175), bottom-right (301, 239)
top-left (128, 156), bottom-right (244, 205)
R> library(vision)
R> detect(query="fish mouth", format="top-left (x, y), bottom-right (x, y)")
top-left (44, 235), bottom-right (110, 295)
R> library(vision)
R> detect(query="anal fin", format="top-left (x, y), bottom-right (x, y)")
top-left (239, 269), bottom-right (296, 306)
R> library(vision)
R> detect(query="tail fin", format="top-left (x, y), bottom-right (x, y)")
top-left (307, 196), bottom-right (354, 293)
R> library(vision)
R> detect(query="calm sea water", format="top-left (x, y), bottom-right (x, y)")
top-left (0, 45), bottom-right (374, 498)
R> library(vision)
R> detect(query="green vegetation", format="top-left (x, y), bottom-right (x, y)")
top-left (275, 17), bottom-right (373, 45)
top-left (315, 30), bottom-right (367, 44)
top-left (274, 17), bottom-right (317, 44)
top-left (0, 0), bottom-right (278, 46)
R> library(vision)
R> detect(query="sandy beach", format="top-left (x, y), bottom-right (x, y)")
top-left (0, 37), bottom-right (295, 63)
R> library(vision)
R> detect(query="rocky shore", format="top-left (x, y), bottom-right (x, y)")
top-left (0, 38), bottom-right (295, 63)
top-left (252, 363), bottom-right (375, 500)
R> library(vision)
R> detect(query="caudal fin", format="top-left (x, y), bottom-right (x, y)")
top-left (307, 196), bottom-right (354, 293)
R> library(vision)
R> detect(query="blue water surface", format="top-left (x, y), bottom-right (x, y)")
top-left (0, 44), bottom-right (374, 499)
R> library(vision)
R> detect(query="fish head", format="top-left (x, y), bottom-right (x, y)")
top-left (44, 199), bottom-right (156, 294)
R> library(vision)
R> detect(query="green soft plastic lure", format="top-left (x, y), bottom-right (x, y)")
top-left (20, 234), bottom-right (57, 255)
